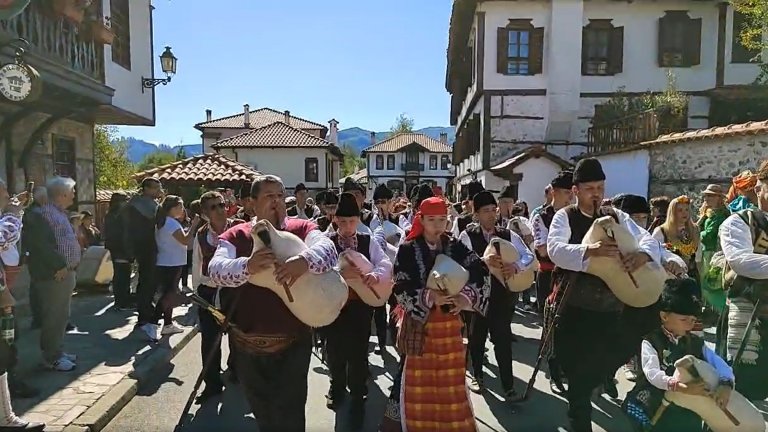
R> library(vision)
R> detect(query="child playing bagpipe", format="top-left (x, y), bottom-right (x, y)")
top-left (623, 277), bottom-right (735, 431)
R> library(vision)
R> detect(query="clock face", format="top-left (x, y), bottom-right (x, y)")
top-left (0, 63), bottom-right (33, 102)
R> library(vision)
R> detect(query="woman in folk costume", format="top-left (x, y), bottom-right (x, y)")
top-left (548, 158), bottom-right (662, 432)
top-left (325, 193), bottom-right (392, 429)
top-left (696, 185), bottom-right (730, 313)
top-left (718, 159), bottom-right (768, 401)
top-left (623, 278), bottom-right (734, 432)
top-left (379, 197), bottom-right (489, 432)
top-left (458, 191), bottom-right (535, 399)
top-left (652, 196), bottom-right (701, 293)
top-left (727, 170), bottom-right (758, 212)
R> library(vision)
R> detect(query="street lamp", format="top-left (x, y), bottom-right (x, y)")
top-left (141, 46), bottom-right (177, 93)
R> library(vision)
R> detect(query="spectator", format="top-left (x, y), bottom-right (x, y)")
top-left (79, 211), bottom-right (101, 247)
top-left (104, 192), bottom-right (134, 311)
top-left (179, 200), bottom-right (200, 290)
top-left (22, 187), bottom-right (47, 330)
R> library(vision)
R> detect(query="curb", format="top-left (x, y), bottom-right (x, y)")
top-left (65, 326), bottom-right (199, 432)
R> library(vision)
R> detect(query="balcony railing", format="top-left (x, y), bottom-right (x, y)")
top-left (401, 162), bottom-right (424, 171)
top-left (0, 2), bottom-right (103, 80)
top-left (586, 110), bottom-right (684, 154)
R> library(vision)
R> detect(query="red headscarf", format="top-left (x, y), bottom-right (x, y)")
top-left (406, 196), bottom-right (448, 241)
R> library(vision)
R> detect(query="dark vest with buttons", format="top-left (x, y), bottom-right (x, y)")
top-left (457, 213), bottom-right (474, 233)
top-left (465, 224), bottom-right (512, 305)
top-left (329, 232), bottom-right (371, 303)
top-left (196, 218), bottom-right (244, 279)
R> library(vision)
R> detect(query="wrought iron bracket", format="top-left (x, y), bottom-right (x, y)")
top-left (141, 76), bottom-right (171, 92)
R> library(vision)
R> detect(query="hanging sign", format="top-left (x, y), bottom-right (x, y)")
top-left (0, 63), bottom-right (36, 102)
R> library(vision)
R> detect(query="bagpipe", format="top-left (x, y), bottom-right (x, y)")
top-left (482, 237), bottom-right (537, 292)
top-left (338, 250), bottom-right (393, 307)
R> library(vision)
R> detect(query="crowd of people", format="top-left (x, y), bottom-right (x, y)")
top-left (0, 155), bottom-right (765, 432)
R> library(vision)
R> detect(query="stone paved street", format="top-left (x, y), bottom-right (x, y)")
top-left (12, 292), bottom-right (197, 432)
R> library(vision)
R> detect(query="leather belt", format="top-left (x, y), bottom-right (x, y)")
top-left (230, 331), bottom-right (296, 356)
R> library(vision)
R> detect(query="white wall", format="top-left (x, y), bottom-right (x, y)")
top-left (102, 0), bottom-right (154, 124)
top-left (216, 147), bottom-right (332, 190)
top-left (516, 157), bottom-right (562, 208)
top-left (366, 152), bottom-right (452, 177)
top-left (595, 148), bottom-right (651, 199)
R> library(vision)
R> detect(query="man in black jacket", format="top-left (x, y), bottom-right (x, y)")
top-left (123, 178), bottom-right (162, 341)
top-left (104, 192), bottom-right (134, 310)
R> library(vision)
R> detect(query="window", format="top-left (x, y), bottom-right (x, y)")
top-left (386, 155), bottom-right (395, 170)
top-left (732, 11), bottom-right (760, 63)
top-left (375, 155), bottom-right (384, 170)
top-left (440, 155), bottom-right (451, 170)
top-left (429, 155), bottom-right (438, 170)
top-left (110, 0), bottom-right (131, 70)
top-left (53, 136), bottom-right (76, 180)
top-left (582, 20), bottom-right (624, 76)
top-left (658, 11), bottom-right (701, 68)
top-left (496, 19), bottom-right (544, 76)
top-left (304, 158), bottom-right (318, 182)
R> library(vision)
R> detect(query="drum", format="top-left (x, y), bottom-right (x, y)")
top-left (482, 237), bottom-right (537, 292)
top-left (583, 216), bottom-right (668, 307)
top-left (338, 250), bottom-right (393, 307)
top-left (426, 254), bottom-right (468, 296)
top-left (247, 219), bottom-right (348, 327)
top-left (666, 355), bottom-right (765, 432)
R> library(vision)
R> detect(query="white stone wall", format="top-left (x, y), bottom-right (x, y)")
top-left (595, 148), bottom-right (652, 199)
top-left (216, 147), bottom-right (336, 191)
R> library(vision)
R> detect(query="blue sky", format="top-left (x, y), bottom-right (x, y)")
top-left (119, 0), bottom-right (454, 146)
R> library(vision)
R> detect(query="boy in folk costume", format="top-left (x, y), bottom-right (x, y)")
top-left (451, 180), bottom-right (485, 237)
top-left (191, 191), bottom-right (244, 404)
top-left (496, 185), bottom-right (517, 228)
top-left (371, 184), bottom-right (411, 232)
top-left (324, 193), bottom-right (392, 428)
top-left (531, 170), bottom-right (573, 393)
top-left (547, 158), bottom-right (662, 432)
top-left (343, 178), bottom-right (374, 228)
top-left (379, 197), bottom-right (489, 432)
top-left (314, 190), bottom-right (339, 233)
top-left (718, 159), bottom-right (768, 401)
top-left (623, 278), bottom-right (734, 432)
top-left (458, 191), bottom-right (535, 398)
top-left (208, 175), bottom-right (338, 432)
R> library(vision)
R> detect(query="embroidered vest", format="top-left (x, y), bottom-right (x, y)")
top-left (560, 205), bottom-right (623, 312)
top-left (723, 209), bottom-right (768, 302)
top-left (330, 233), bottom-right (371, 303)
top-left (217, 218), bottom-right (317, 336)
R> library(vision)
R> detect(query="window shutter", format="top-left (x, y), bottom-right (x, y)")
top-left (581, 28), bottom-right (589, 75)
top-left (497, 27), bottom-right (509, 74)
top-left (529, 27), bottom-right (545, 75)
top-left (609, 26), bottom-right (624, 74)
top-left (685, 18), bottom-right (702, 66)
top-left (657, 17), bottom-right (667, 67)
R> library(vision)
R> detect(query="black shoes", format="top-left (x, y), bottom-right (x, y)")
top-left (0, 421), bottom-right (45, 431)
top-left (325, 391), bottom-right (345, 410)
top-left (194, 386), bottom-right (223, 405)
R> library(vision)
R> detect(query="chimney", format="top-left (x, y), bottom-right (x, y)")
top-left (205, 109), bottom-right (212, 122)
top-left (370, 131), bottom-right (376, 146)
top-left (243, 104), bottom-right (250, 127)
top-left (440, 132), bottom-right (448, 144)
top-left (284, 110), bottom-right (291, 125)
top-left (328, 119), bottom-right (339, 145)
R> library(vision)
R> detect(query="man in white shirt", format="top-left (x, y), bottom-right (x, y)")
top-left (547, 158), bottom-right (661, 432)
top-left (718, 158), bottom-right (768, 401)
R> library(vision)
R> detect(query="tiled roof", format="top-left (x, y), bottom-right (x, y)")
top-left (194, 107), bottom-right (326, 131)
top-left (132, 153), bottom-right (261, 183)
top-left (362, 133), bottom-right (452, 154)
top-left (341, 168), bottom-right (368, 183)
top-left (210, 121), bottom-right (336, 150)
top-left (491, 146), bottom-right (573, 172)
top-left (96, 189), bottom-right (133, 202)
top-left (644, 120), bottom-right (768, 145)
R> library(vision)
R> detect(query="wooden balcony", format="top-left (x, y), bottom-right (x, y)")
top-left (586, 110), bottom-right (684, 154)
top-left (0, 2), bottom-right (103, 82)
top-left (401, 162), bottom-right (425, 172)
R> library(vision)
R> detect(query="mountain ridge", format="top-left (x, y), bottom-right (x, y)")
top-left (116, 126), bottom-right (455, 163)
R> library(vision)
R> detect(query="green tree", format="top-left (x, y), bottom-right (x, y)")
top-left (137, 151), bottom-right (176, 172)
top-left (94, 125), bottom-right (135, 190)
top-left (340, 145), bottom-right (363, 177)
top-left (731, 0), bottom-right (768, 82)
top-left (389, 113), bottom-right (415, 135)
top-left (175, 146), bottom-right (187, 160)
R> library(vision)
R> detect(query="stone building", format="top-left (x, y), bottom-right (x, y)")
top-left (594, 120), bottom-right (768, 201)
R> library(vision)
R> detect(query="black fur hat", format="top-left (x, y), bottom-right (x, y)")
top-left (342, 177), bottom-right (365, 193)
top-left (612, 194), bottom-right (650, 215)
top-left (573, 158), bottom-right (606, 184)
top-left (335, 192), bottom-right (360, 217)
top-left (472, 191), bottom-right (497, 210)
top-left (373, 184), bottom-right (393, 201)
top-left (659, 278), bottom-right (702, 316)
top-left (550, 170), bottom-right (574, 190)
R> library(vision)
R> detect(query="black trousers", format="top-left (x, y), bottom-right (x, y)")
top-left (153, 265), bottom-right (182, 324)
top-left (29, 278), bottom-right (42, 325)
top-left (469, 306), bottom-right (514, 392)
top-left (197, 285), bottom-right (225, 392)
top-left (136, 256), bottom-right (158, 325)
top-left (326, 300), bottom-right (373, 399)
top-left (372, 305), bottom-right (387, 348)
top-left (112, 261), bottom-right (133, 307)
top-left (536, 270), bottom-right (553, 312)
top-left (235, 335), bottom-right (312, 432)
top-left (554, 306), bottom-right (633, 432)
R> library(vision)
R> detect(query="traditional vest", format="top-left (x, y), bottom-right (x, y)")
top-left (316, 215), bottom-right (332, 232)
top-left (537, 205), bottom-right (557, 270)
top-left (329, 232), bottom-right (371, 303)
top-left (559, 205), bottom-right (623, 312)
top-left (360, 209), bottom-right (374, 227)
top-left (724, 209), bottom-right (768, 303)
top-left (197, 219), bottom-right (243, 279)
top-left (217, 218), bottom-right (317, 336)
top-left (465, 224), bottom-right (512, 306)
top-left (457, 213), bottom-right (473, 233)
top-left (287, 204), bottom-right (315, 219)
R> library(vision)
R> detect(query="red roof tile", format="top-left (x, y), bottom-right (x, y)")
top-left (362, 133), bottom-right (452, 154)
top-left (210, 121), bottom-right (336, 150)
top-left (644, 120), bottom-right (768, 145)
top-left (194, 107), bottom-right (326, 131)
top-left (132, 153), bottom-right (261, 183)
